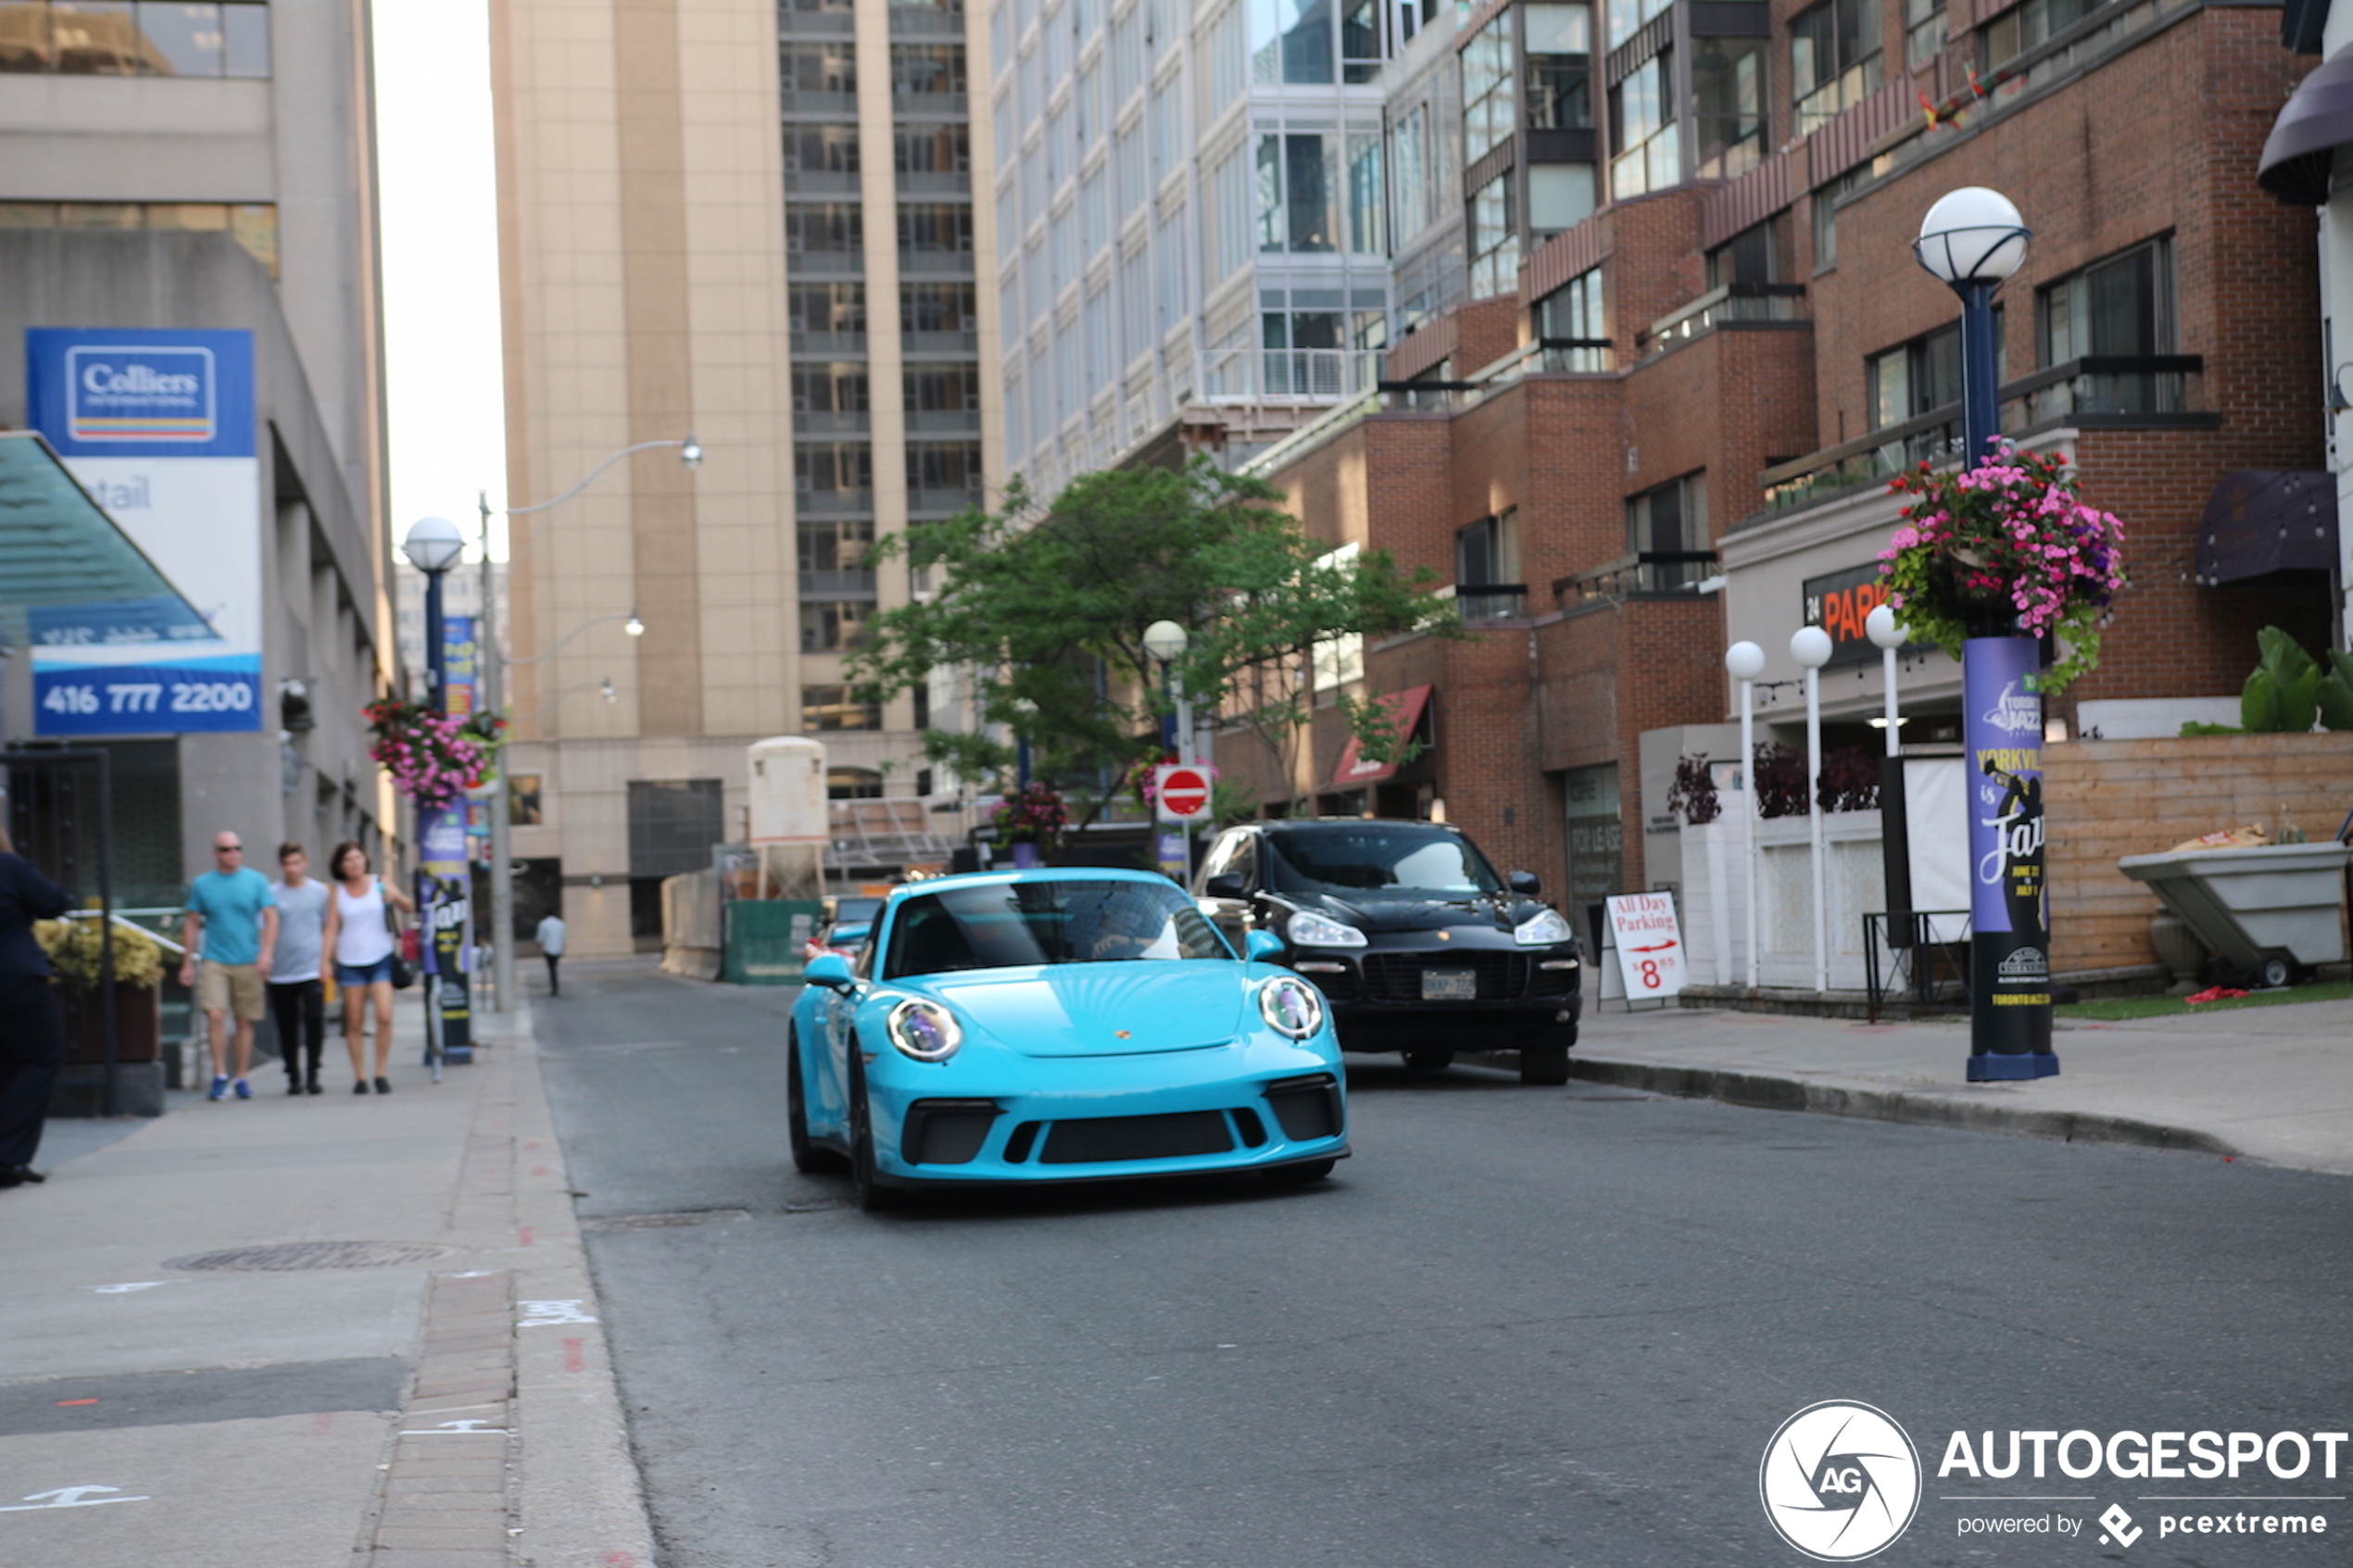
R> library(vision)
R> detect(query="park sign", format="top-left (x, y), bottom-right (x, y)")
top-left (1151, 764), bottom-right (1212, 823)
top-left (24, 329), bottom-right (263, 736)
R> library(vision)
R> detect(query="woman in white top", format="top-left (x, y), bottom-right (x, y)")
top-left (319, 840), bottom-right (415, 1095)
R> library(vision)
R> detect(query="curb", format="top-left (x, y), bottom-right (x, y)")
top-left (1566, 1054), bottom-right (2240, 1160)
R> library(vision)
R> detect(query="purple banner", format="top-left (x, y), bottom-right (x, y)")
top-left (1962, 636), bottom-right (2055, 1074)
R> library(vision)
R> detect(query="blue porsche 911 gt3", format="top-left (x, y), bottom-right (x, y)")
top-left (788, 867), bottom-right (1349, 1210)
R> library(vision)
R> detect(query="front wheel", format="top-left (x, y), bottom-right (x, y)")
top-left (1265, 1159), bottom-right (1335, 1185)
top-left (847, 1054), bottom-right (905, 1212)
top-left (1519, 1044), bottom-right (1572, 1086)
top-left (786, 1030), bottom-right (844, 1173)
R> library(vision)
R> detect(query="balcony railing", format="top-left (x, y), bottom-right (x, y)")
top-left (904, 408), bottom-right (982, 433)
top-left (794, 409), bottom-right (869, 435)
top-left (898, 248), bottom-right (976, 276)
top-left (896, 170), bottom-right (971, 195)
top-left (799, 569), bottom-right (878, 598)
top-left (1537, 337), bottom-right (1616, 373)
top-left (1456, 583), bottom-right (1529, 621)
top-left (902, 328), bottom-right (979, 354)
top-left (1203, 346), bottom-right (1383, 403)
top-left (790, 330), bottom-right (867, 354)
top-left (1554, 551), bottom-right (1720, 608)
top-left (908, 484), bottom-right (983, 515)
top-left (795, 488), bottom-right (875, 517)
top-left (1637, 282), bottom-right (1807, 358)
top-left (1755, 355), bottom-right (2207, 521)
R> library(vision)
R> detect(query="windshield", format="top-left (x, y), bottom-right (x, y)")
top-left (882, 879), bottom-right (1232, 979)
top-left (1264, 827), bottom-right (1504, 898)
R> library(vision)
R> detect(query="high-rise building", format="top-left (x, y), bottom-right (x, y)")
top-left (0, 2), bottom-right (394, 909)
top-left (489, 0), bottom-right (1002, 955)
top-left (987, 0), bottom-right (1424, 487)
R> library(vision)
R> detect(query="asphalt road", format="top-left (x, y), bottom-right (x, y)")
top-left (535, 962), bottom-right (2353, 1568)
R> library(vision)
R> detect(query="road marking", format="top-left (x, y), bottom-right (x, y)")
top-left (88, 1281), bottom-right (177, 1294)
top-left (563, 1336), bottom-right (585, 1373)
top-left (399, 1419), bottom-right (510, 1435)
top-left (0, 1486), bottom-right (151, 1512)
top-left (517, 1298), bottom-right (597, 1327)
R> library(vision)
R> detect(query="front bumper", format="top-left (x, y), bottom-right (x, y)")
top-left (863, 1037), bottom-right (1350, 1186)
top-left (1284, 939), bottom-right (1581, 1045)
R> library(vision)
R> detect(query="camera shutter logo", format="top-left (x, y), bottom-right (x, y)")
top-left (1759, 1400), bottom-right (1922, 1561)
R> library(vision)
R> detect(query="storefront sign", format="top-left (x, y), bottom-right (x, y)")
top-left (1802, 562), bottom-right (1894, 670)
top-left (26, 329), bottom-right (263, 735)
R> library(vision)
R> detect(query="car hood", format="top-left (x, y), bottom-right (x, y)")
top-left (916, 963), bottom-right (1252, 1056)
top-left (1287, 891), bottom-right (1537, 934)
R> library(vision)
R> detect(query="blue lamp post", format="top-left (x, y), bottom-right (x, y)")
top-left (1912, 189), bottom-right (2057, 1081)
top-left (401, 515), bottom-right (469, 1073)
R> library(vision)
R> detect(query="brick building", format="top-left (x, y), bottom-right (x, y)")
top-left (1219, 0), bottom-right (2330, 933)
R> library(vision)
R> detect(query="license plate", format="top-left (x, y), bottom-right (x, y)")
top-left (1421, 969), bottom-right (1477, 1000)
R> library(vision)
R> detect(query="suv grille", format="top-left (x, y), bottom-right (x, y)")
top-left (1359, 950), bottom-right (1529, 1002)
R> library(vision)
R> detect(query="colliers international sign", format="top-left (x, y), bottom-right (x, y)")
top-left (25, 329), bottom-right (263, 735)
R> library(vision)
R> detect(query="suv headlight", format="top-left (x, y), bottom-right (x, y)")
top-left (886, 997), bottom-right (963, 1061)
top-left (1257, 977), bottom-right (1326, 1039)
top-left (1287, 909), bottom-right (1366, 948)
top-left (1513, 908), bottom-right (1576, 947)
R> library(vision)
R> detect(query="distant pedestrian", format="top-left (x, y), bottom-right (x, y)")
top-left (535, 911), bottom-right (566, 997)
top-left (180, 833), bottom-right (279, 1101)
top-left (0, 825), bottom-right (70, 1188)
top-left (268, 843), bottom-right (330, 1096)
top-left (319, 842), bottom-right (414, 1095)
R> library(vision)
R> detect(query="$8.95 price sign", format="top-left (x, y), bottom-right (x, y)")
top-left (1604, 892), bottom-right (1686, 999)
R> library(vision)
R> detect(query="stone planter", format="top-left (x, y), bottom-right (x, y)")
top-left (58, 981), bottom-right (163, 1065)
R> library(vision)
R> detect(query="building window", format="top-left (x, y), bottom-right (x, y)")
top-left (1608, 52), bottom-right (1677, 198)
top-left (1340, 0), bottom-right (1383, 81)
top-left (1252, 0), bottom-right (1336, 85)
top-left (1537, 266), bottom-right (1606, 370)
top-left (794, 442), bottom-right (874, 492)
top-left (1791, 0), bottom-right (1881, 133)
top-left (1466, 169), bottom-right (1518, 297)
top-left (897, 203), bottom-right (974, 252)
top-left (786, 203), bottom-right (862, 253)
top-left (1692, 36), bottom-right (1765, 180)
top-left (901, 281), bottom-right (975, 333)
top-left (1625, 472), bottom-right (1709, 587)
top-left (894, 124), bottom-right (969, 175)
top-left (1906, 0), bottom-right (1946, 68)
top-left (0, 200), bottom-right (279, 276)
top-left (790, 362), bottom-right (871, 414)
top-left (1980, 0), bottom-right (2102, 72)
top-left (1707, 220), bottom-right (1778, 288)
top-left (1346, 132), bottom-right (1386, 254)
top-left (1456, 510), bottom-right (1522, 620)
top-left (1254, 132), bottom-right (1343, 253)
top-left (1604, 0), bottom-right (1669, 50)
top-left (625, 780), bottom-right (725, 879)
top-left (889, 42), bottom-right (966, 96)
top-left (827, 766), bottom-right (886, 797)
top-left (1462, 11), bottom-right (1515, 164)
top-left (2, 1), bottom-right (271, 77)
top-left (1390, 106), bottom-right (1432, 242)
top-left (1867, 323), bottom-right (1960, 430)
top-left (788, 282), bottom-right (866, 338)
top-left (1525, 3), bottom-right (1592, 129)
top-left (907, 440), bottom-right (983, 498)
top-left (786, 124), bottom-right (862, 175)
top-left (1311, 543), bottom-right (1365, 693)
top-left (1527, 164), bottom-right (1594, 237)
top-left (803, 687), bottom-right (883, 732)
top-left (799, 520), bottom-right (875, 582)
top-left (780, 42), bottom-right (858, 97)
top-left (904, 364), bottom-right (983, 413)
top-left (1809, 165), bottom-right (1866, 270)
top-left (800, 601), bottom-right (875, 652)
top-left (1562, 760), bottom-right (1622, 907)
top-left (2039, 237), bottom-right (2178, 410)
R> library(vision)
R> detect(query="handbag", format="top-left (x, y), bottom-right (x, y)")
top-left (390, 920), bottom-right (418, 990)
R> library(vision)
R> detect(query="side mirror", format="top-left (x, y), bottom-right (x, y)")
top-left (1203, 873), bottom-right (1248, 900)
top-left (803, 953), bottom-right (855, 991)
top-left (1244, 930), bottom-right (1285, 963)
top-left (1508, 871), bottom-right (1541, 896)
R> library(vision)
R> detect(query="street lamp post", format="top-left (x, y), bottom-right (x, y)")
top-left (1724, 641), bottom-right (1766, 992)
top-left (1867, 604), bottom-right (1919, 990)
top-left (1915, 191), bottom-right (2057, 1080)
top-left (1141, 620), bottom-right (1194, 886)
top-left (1790, 627), bottom-right (1834, 994)
top-left (479, 436), bottom-right (699, 1012)
top-left (402, 516), bottom-right (467, 1076)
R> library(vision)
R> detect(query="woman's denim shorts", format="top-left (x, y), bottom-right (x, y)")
top-left (335, 956), bottom-right (396, 986)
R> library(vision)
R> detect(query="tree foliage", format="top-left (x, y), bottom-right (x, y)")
top-left (848, 460), bottom-right (1448, 812)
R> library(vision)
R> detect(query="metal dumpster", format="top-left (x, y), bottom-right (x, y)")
top-left (2116, 841), bottom-right (2351, 988)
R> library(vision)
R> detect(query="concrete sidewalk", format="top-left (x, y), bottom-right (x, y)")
top-left (1567, 994), bottom-right (2353, 1176)
top-left (0, 1000), bottom-right (655, 1568)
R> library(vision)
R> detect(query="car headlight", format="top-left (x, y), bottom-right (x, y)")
top-left (885, 997), bottom-right (963, 1061)
top-left (1287, 909), bottom-right (1366, 948)
top-left (1257, 977), bottom-right (1326, 1039)
top-left (1513, 908), bottom-right (1576, 947)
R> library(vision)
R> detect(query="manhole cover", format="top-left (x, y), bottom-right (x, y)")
top-left (164, 1242), bottom-right (455, 1273)
top-left (580, 1209), bottom-right (750, 1232)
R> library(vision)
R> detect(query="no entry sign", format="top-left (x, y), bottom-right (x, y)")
top-left (1152, 765), bottom-right (1212, 822)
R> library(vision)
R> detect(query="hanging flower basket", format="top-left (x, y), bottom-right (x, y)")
top-left (993, 782), bottom-right (1068, 849)
top-left (1879, 442), bottom-right (2127, 692)
top-left (366, 700), bottom-right (506, 808)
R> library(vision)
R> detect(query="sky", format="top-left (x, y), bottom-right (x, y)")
top-left (372, 0), bottom-right (507, 562)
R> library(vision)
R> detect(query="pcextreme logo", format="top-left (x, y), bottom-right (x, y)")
top-left (1760, 1400), bottom-right (1924, 1561)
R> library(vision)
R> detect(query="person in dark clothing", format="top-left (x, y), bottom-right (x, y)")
top-left (0, 827), bottom-right (71, 1188)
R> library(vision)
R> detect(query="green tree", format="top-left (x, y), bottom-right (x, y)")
top-left (849, 459), bottom-right (1450, 822)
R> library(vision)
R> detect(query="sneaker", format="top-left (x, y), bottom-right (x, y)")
top-left (208, 1075), bottom-right (229, 1100)
top-left (373, 1077), bottom-right (393, 1096)
top-left (233, 1078), bottom-right (252, 1099)
top-left (353, 1080), bottom-right (371, 1095)
top-left (287, 1080), bottom-right (305, 1096)
top-left (307, 1077), bottom-right (323, 1096)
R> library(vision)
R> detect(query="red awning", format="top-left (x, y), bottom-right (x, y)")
top-left (1330, 684), bottom-right (1433, 788)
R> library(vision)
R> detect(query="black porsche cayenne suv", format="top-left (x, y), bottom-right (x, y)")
top-left (1191, 819), bottom-right (1583, 1085)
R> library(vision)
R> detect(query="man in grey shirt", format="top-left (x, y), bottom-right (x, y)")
top-left (269, 843), bottom-right (333, 1095)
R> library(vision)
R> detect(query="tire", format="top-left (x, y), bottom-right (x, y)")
top-left (786, 1030), bottom-right (844, 1173)
top-left (1403, 1048), bottom-right (1454, 1073)
top-left (846, 1053), bottom-right (905, 1212)
top-left (1265, 1158), bottom-right (1335, 1185)
top-left (2259, 956), bottom-right (2292, 990)
top-left (1519, 1045), bottom-right (1572, 1086)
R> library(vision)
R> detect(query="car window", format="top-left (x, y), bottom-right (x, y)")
top-left (1200, 830), bottom-right (1256, 888)
top-left (1264, 827), bottom-right (1503, 897)
top-left (882, 879), bottom-right (1233, 979)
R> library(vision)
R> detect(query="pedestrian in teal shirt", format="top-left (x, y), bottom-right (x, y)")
top-left (179, 834), bottom-right (279, 1100)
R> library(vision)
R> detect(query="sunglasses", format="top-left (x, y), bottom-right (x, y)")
top-left (215, 845), bottom-right (244, 854)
